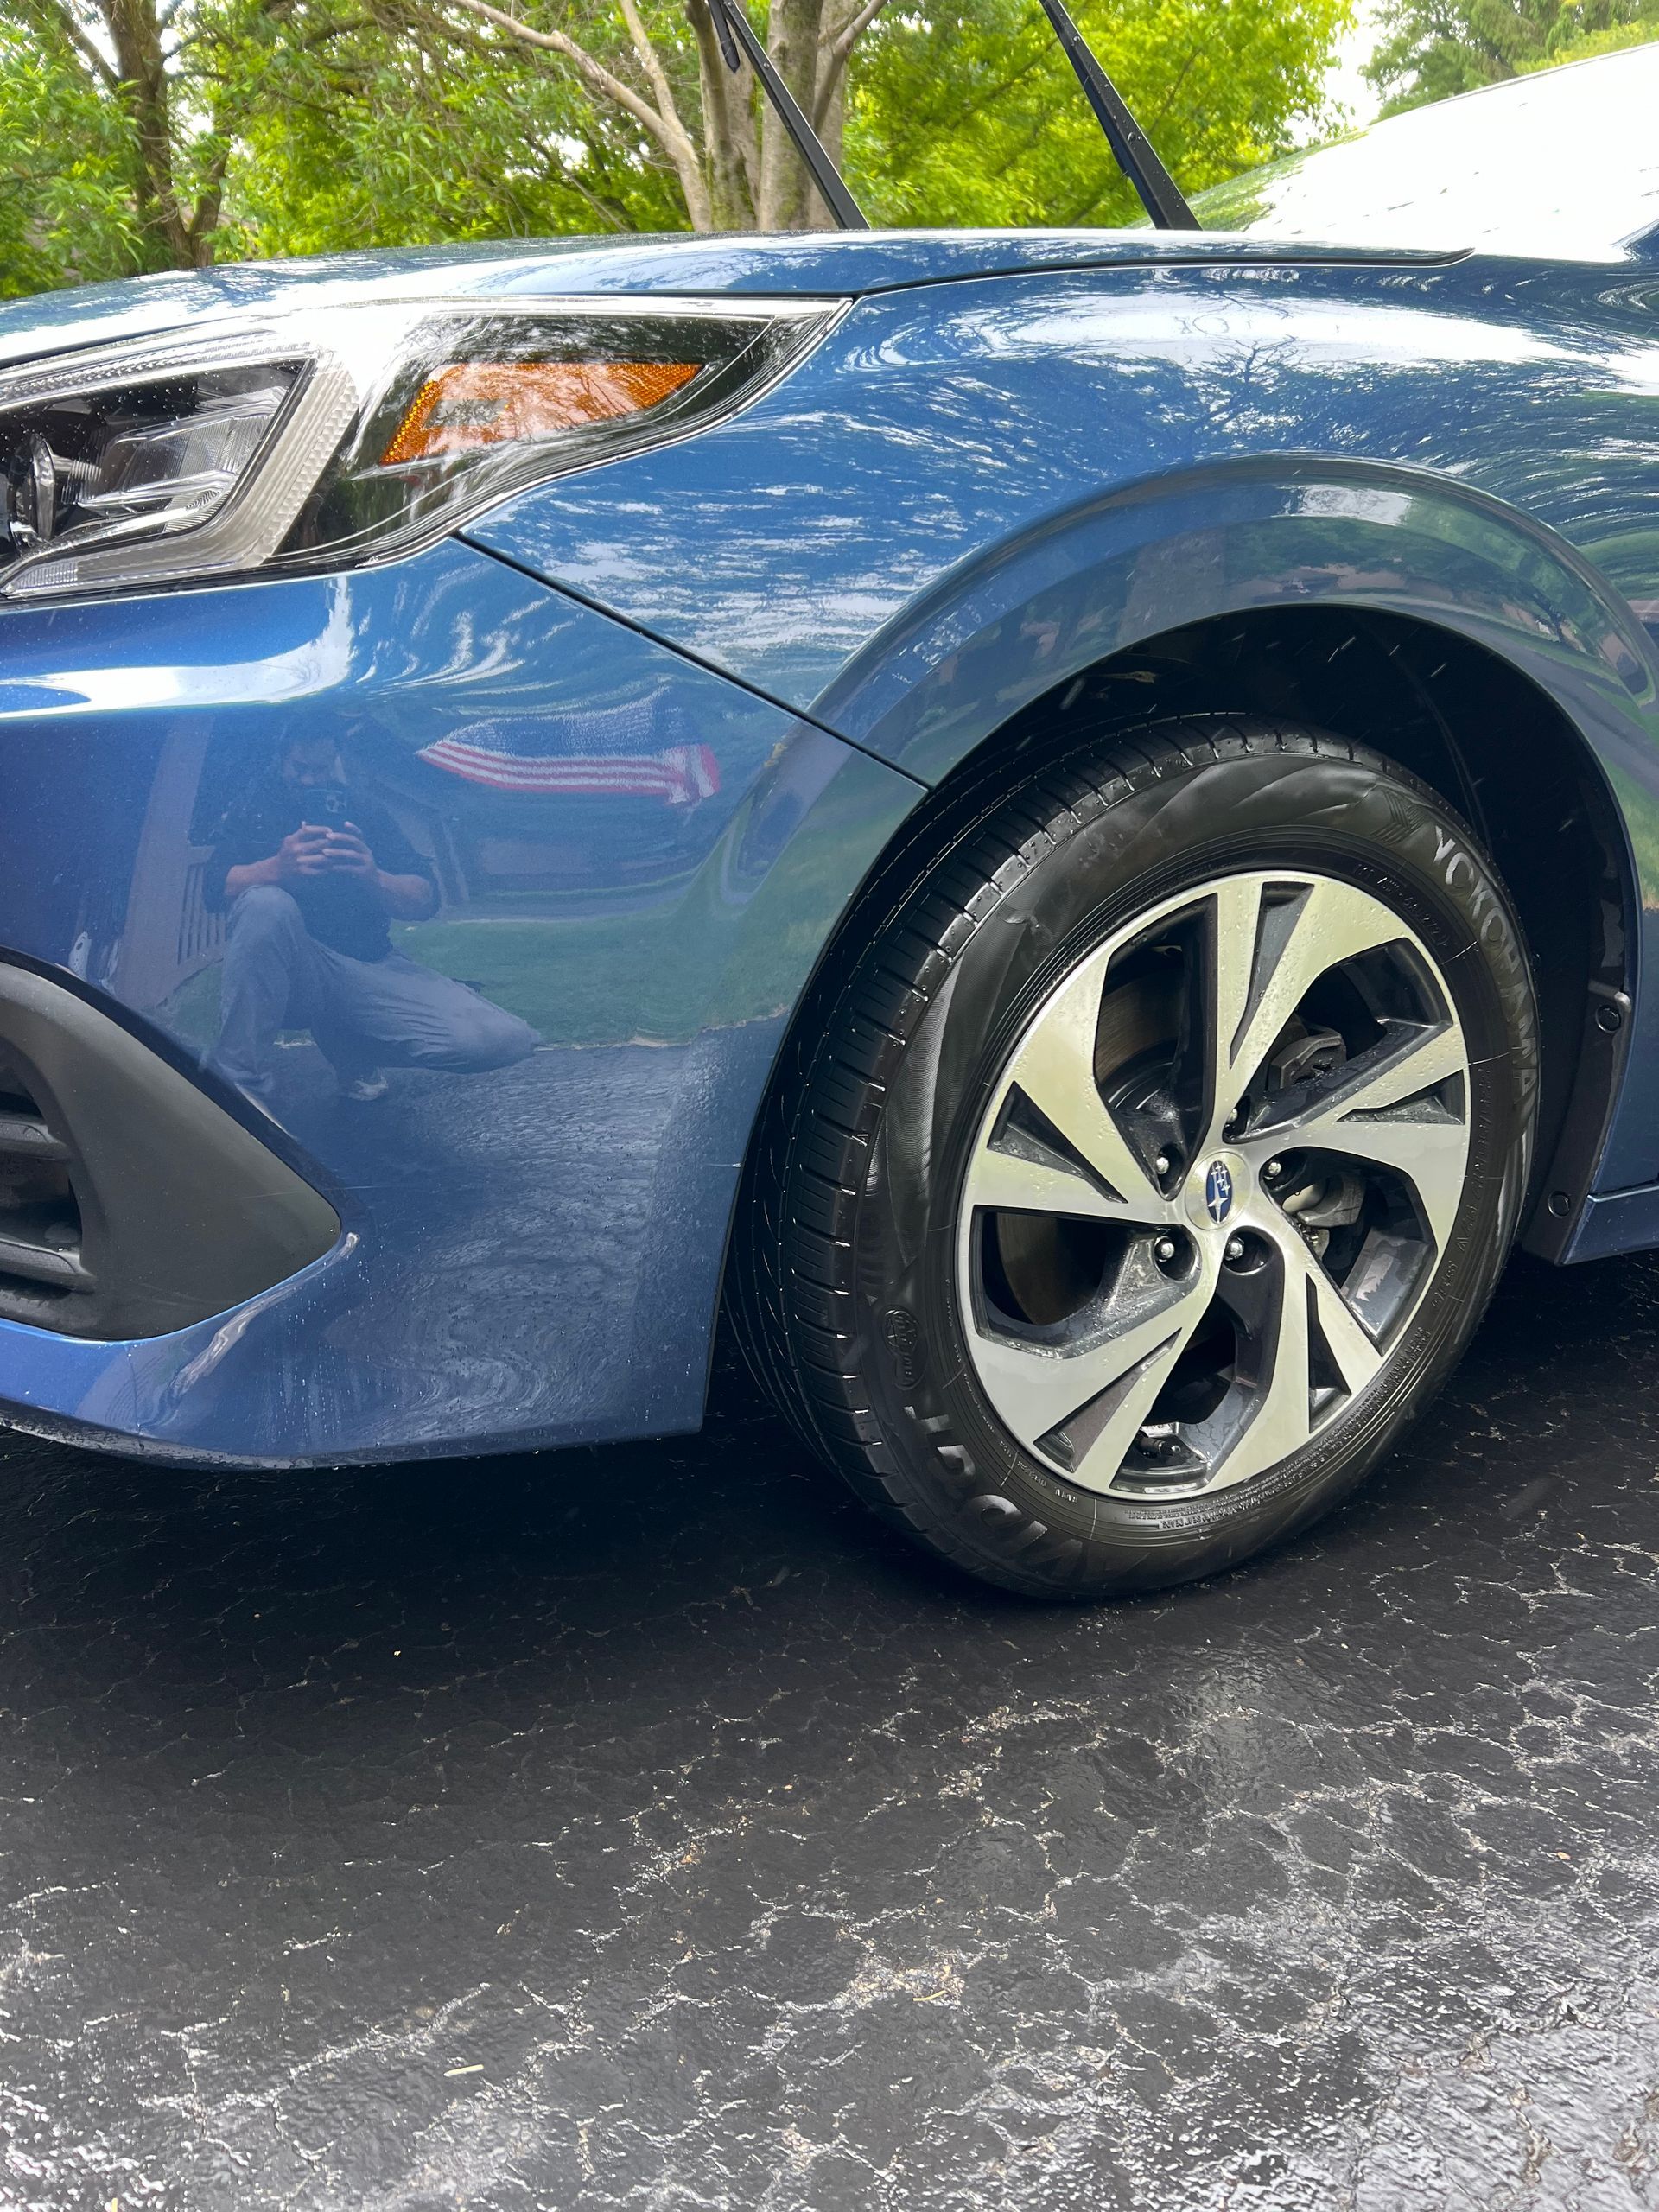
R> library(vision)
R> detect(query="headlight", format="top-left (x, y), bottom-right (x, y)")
top-left (0, 296), bottom-right (837, 603)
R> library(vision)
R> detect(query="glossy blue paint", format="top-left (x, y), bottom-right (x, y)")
top-left (467, 257), bottom-right (1659, 710)
top-left (0, 541), bottom-right (918, 1460)
top-left (0, 231), bottom-right (1456, 367)
top-left (467, 252), bottom-right (1659, 1185)
top-left (1560, 1181), bottom-right (1659, 1264)
top-left (3, 105), bottom-right (1659, 1465)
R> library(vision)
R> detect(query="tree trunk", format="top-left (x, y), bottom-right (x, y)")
top-left (813, 37), bottom-right (849, 180)
top-left (103, 0), bottom-right (199, 265)
top-left (688, 0), bottom-right (760, 227)
top-left (757, 0), bottom-right (835, 228)
top-left (423, 0), bottom-right (880, 238)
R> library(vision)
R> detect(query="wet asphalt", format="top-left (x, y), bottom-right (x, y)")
top-left (3, 1251), bottom-right (1659, 2211)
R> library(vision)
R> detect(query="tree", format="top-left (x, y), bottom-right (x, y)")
top-left (388, 0), bottom-right (1351, 232)
top-left (435, 0), bottom-right (877, 230)
top-left (856, 0), bottom-right (1349, 228)
top-left (2, 0), bottom-right (239, 286)
top-left (0, 0), bottom-right (677, 289)
top-left (228, 0), bottom-right (688, 253)
top-left (1364, 0), bottom-right (1659, 113)
top-left (0, 0), bottom-right (1352, 293)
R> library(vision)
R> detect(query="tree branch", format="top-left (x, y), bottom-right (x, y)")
top-left (825, 0), bottom-right (884, 73)
top-left (446, 0), bottom-right (710, 223)
top-left (18, 0), bottom-right (118, 86)
top-left (185, 131), bottom-right (232, 252)
top-left (614, 0), bottom-right (691, 153)
top-left (813, 0), bottom-right (886, 133)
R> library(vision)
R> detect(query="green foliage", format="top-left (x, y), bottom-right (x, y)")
top-left (853, 0), bottom-right (1351, 228)
top-left (0, 16), bottom-right (152, 289)
top-left (1517, 10), bottom-right (1659, 59)
top-left (0, 0), bottom-right (696, 295)
top-left (220, 6), bottom-right (686, 257)
top-left (2, 0), bottom-right (1351, 296)
top-left (1366, 0), bottom-right (1659, 114)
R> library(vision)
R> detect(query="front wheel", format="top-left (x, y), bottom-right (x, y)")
top-left (733, 720), bottom-right (1538, 1598)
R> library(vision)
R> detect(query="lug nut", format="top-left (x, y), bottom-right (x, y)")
top-left (1154, 1152), bottom-right (1171, 1175)
top-left (1155, 1236), bottom-right (1176, 1262)
top-left (1264, 1158), bottom-right (1282, 1180)
top-left (1225, 1236), bottom-right (1245, 1262)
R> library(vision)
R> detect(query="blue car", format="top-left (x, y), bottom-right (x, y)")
top-left (1, 41), bottom-right (1656, 1597)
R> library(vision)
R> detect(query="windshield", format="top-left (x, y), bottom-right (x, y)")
top-left (1192, 43), bottom-right (1659, 263)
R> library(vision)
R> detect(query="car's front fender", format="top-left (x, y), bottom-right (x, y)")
top-left (811, 454), bottom-right (1657, 787)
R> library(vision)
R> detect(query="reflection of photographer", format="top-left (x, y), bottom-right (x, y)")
top-left (207, 734), bottom-right (537, 1102)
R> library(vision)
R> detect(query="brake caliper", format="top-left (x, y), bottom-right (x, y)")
top-left (1262, 1025), bottom-right (1363, 1257)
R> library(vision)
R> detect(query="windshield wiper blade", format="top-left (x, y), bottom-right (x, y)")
top-left (1034, 0), bottom-right (1199, 230)
top-left (707, 0), bottom-right (870, 232)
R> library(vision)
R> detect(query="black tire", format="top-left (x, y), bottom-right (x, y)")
top-left (730, 717), bottom-right (1538, 1599)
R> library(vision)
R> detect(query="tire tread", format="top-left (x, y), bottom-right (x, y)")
top-left (727, 715), bottom-right (1508, 1596)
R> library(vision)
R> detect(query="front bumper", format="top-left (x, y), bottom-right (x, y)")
top-left (0, 539), bottom-right (917, 1464)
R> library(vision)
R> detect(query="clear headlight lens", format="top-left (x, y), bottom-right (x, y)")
top-left (0, 297), bottom-right (836, 603)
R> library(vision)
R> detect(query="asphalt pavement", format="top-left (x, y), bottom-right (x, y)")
top-left (3, 1249), bottom-right (1659, 2210)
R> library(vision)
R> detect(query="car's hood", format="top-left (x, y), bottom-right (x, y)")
top-left (0, 228), bottom-right (1451, 369)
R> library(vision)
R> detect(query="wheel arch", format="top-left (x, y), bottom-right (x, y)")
top-left (812, 455), bottom-right (1656, 789)
top-left (968, 607), bottom-right (1633, 1259)
top-left (780, 458), bottom-right (1656, 1261)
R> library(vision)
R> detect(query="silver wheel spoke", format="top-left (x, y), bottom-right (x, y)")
top-left (1065, 1332), bottom-right (1191, 1494)
top-left (1215, 1222), bottom-right (1382, 1491)
top-left (1286, 1217), bottom-right (1385, 1398)
top-left (1326, 1020), bottom-right (1466, 1114)
top-left (1306, 1253), bottom-right (1385, 1400)
top-left (963, 1140), bottom-right (1122, 1221)
top-left (998, 950), bottom-right (1172, 1224)
top-left (1208, 876), bottom-right (1404, 1148)
top-left (1207, 874), bottom-right (1268, 1117)
top-left (1299, 1111), bottom-right (1465, 1247)
top-left (1210, 1243), bottom-right (1313, 1490)
top-left (969, 1268), bottom-right (1214, 1491)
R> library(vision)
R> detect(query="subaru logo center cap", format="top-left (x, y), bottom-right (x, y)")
top-left (1205, 1159), bottom-right (1235, 1225)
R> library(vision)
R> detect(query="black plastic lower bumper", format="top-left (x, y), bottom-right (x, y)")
top-left (0, 961), bottom-right (339, 1340)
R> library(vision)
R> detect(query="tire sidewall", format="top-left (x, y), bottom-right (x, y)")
top-left (851, 736), bottom-right (1536, 1592)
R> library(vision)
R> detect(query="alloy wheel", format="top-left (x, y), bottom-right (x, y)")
top-left (957, 869), bottom-right (1471, 1501)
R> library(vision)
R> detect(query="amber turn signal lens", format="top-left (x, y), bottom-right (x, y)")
top-left (381, 359), bottom-right (700, 464)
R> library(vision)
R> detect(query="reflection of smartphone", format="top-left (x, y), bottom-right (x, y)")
top-left (301, 784), bottom-right (351, 827)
